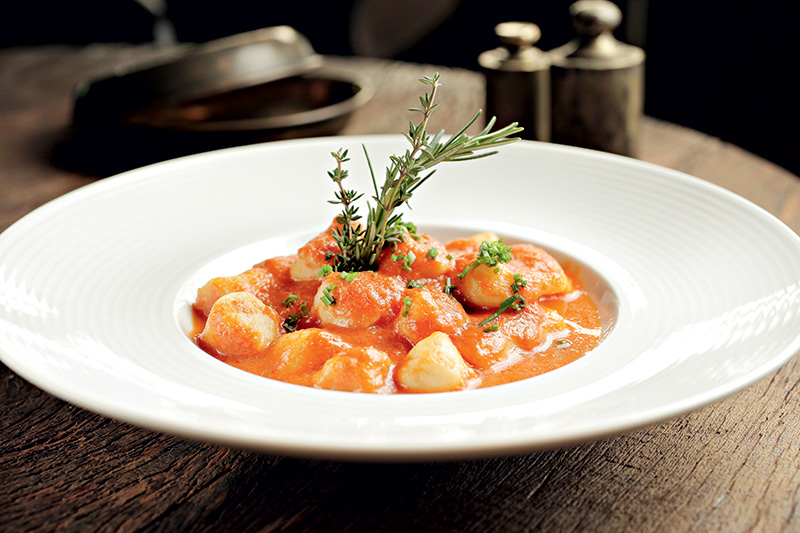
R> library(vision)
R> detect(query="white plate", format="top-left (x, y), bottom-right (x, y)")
top-left (2, 136), bottom-right (800, 460)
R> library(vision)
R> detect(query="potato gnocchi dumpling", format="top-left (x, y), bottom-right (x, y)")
top-left (313, 272), bottom-right (405, 329)
top-left (312, 347), bottom-right (393, 393)
top-left (192, 226), bottom-right (600, 394)
top-left (290, 223), bottom-right (339, 281)
top-left (195, 268), bottom-right (276, 318)
top-left (394, 288), bottom-right (468, 344)
top-left (263, 328), bottom-right (351, 380)
top-left (377, 229), bottom-right (453, 280)
top-left (199, 292), bottom-right (281, 357)
top-left (395, 332), bottom-right (476, 393)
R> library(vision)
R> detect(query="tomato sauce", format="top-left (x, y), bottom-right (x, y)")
top-left (192, 228), bottom-right (601, 394)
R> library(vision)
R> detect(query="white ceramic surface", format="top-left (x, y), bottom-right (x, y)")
top-left (2, 136), bottom-right (800, 460)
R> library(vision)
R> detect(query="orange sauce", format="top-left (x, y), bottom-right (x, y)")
top-left (192, 231), bottom-right (601, 393)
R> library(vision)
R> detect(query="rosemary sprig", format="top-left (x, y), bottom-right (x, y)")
top-left (327, 73), bottom-right (523, 272)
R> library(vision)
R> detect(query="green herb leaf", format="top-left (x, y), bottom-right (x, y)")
top-left (511, 273), bottom-right (528, 293)
top-left (444, 277), bottom-right (456, 298)
top-left (457, 239), bottom-right (513, 279)
top-left (339, 271), bottom-right (358, 283)
top-left (283, 302), bottom-right (310, 332)
top-left (282, 294), bottom-right (300, 307)
top-left (391, 251), bottom-right (416, 271)
top-left (402, 296), bottom-right (413, 316)
top-left (478, 293), bottom-right (525, 327)
top-left (320, 285), bottom-right (338, 306)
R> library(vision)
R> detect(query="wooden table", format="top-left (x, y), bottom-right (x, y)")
top-left (2, 45), bottom-right (800, 532)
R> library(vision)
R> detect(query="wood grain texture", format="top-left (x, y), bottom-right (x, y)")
top-left (1, 46), bottom-right (799, 533)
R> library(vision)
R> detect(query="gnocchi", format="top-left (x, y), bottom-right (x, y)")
top-left (395, 332), bottom-right (476, 392)
top-left (192, 229), bottom-right (600, 393)
top-left (199, 292), bottom-right (281, 357)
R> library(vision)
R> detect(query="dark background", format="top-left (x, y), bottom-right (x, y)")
top-left (2, 0), bottom-right (798, 176)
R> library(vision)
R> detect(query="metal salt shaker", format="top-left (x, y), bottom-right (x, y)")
top-left (549, 1), bottom-right (645, 156)
top-left (478, 22), bottom-right (551, 142)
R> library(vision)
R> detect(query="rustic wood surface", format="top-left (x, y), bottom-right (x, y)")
top-left (1, 45), bottom-right (799, 532)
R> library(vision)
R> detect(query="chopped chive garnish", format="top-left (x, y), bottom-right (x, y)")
top-left (405, 251), bottom-right (416, 270)
top-left (398, 221), bottom-right (417, 234)
top-left (318, 264), bottom-right (333, 277)
top-left (427, 247), bottom-right (439, 259)
top-left (511, 273), bottom-right (528, 293)
top-left (483, 323), bottom-right (499, 333)
top-left (456, 264), bottom-right (471, 279)
top-left (339, 271), bottom-right (357, 283)
top-left (401, 296), bottom-right (413, 316)
top-left (392, 251), bottom-right (416, 271)
top-left (407, 280), bottom-right (423, 289)
top-left (282, 294), bottom-right (300, 307)
top-left (320, 285), bottom-right (337, 306)
top-left (283, 302), bottom-right (310, 332)
top-left (444, 277), bottom-right (456, 298)
top-left (456, 239), bottom-right (513, 279)
top-left (478, 293), bottom-right (525, 327)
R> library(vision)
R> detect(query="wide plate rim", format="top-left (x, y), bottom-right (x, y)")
top-left (2, 135), bottom-right (799, 460)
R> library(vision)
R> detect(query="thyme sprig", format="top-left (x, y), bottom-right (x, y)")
top-left (327, 73), bottom-right (523, 272)
top-left (327, 149), bottom-right (364, 270)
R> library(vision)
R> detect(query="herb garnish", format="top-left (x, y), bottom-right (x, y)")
top-left (478, 293), bottom-right (526, 328)
top-left (281, 294), bottom-right (300, 307)
top-left (511, 273), bottom-right (528, 293)
top-left (478, 265), bottom-right (529, 329)
top-left (339, 271), bottom-right (358, 283)
top-left (397, 222), bottom-right (421, 241)
top-left (326, 73), bottom-right (522, 272)
top-left (283, 301), bottom-right (310, 332)
top-left (401, 296), bottom-right (413, 316)
top-left (457, 239), bottom-right (513, 279)
top-left (320, 285), bottom-right (337, 306)
top-left (444, 277), bottom-right (456, 298)
top-left (391, 250), bottom-right (416, 271)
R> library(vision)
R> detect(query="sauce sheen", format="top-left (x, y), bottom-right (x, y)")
top-left (192, 226), bottom-right (601, 394)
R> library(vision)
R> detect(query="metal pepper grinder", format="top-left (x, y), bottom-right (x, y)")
top-left (478, 22), bottom-right (550, 141)
top-left (549, 1), bottom-right (645, 156)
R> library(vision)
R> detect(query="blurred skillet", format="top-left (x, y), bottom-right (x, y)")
top-left (58, 26), bottom-right (373, 175)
